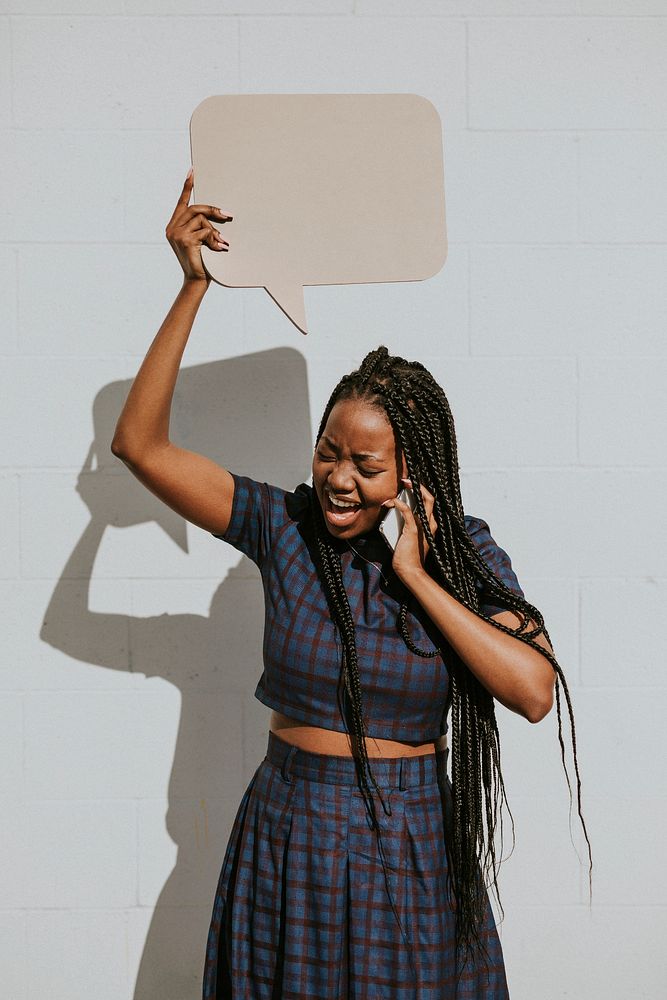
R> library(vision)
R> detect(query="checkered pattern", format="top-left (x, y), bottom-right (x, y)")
top-left (203, 730), bottom-right (509, 999)
top-left (212, 474), bottom-right (525, 742)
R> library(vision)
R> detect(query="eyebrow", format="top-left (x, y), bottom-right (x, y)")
top-left (320, 435), bottom-right (385, 463)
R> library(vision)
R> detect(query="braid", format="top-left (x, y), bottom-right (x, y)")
top-left (308, 486), bottom-right (419, 980)
top-left (308, 345), bottom-right (592, 976)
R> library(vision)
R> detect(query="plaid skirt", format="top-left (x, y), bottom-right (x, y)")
top-left (203, 730), bottom-right (509, 999)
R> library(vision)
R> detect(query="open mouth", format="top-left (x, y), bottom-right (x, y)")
top-left (323, 490), bottom-right (363, 527)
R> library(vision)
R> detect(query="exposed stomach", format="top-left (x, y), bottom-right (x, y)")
top-left (269, 710), bottom-right (447, 758)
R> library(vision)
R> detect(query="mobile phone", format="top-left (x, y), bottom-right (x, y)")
top-left (379, 486), bottom-right (417, 550)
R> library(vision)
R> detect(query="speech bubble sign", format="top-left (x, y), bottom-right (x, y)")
top-left (189, 94), bottom-right (446, 335)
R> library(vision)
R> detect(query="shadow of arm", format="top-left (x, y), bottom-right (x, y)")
top-left (40, 517), bottom-right (131, 672)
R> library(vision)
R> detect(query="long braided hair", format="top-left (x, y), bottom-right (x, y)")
top-left (307, 345), bottom-right (592, 972)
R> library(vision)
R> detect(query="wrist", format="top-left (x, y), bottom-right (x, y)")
top-left (182, 275), bottom-right (210, 292)
top-left (395, 563), bottom-right (430, 591)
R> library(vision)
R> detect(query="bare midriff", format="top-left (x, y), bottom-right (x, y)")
top-left (269, 710), bottom-right (447, 758)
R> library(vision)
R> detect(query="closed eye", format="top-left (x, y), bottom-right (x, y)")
top-left (316, 450), bottom-right (383, 478)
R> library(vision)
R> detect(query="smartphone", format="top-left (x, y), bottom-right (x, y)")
top-left (379, 486), bottom-right (417, 550)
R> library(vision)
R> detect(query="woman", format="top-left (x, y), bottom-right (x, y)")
top-left (112, 171), bottom-right (590, 998)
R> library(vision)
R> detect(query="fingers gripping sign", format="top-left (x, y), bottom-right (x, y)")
top-left (165, 168), bottom-right (234, 284)
top-left (382, 478), bottom-right (439, 584)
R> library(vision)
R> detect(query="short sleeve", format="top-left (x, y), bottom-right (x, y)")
top-left (210, 473), bottom-right (272, 567)
top-left (465, 515), bottom-right (525, 617)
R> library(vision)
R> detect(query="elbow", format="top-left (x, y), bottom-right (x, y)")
top-left (110, 436), bottom-right (130, 460)
top-left (110, 435), bottom-right (165, 466)
top-left (524, 689), bottom-right (554, 724)
top-left (110, 436), bottom-right (143, 466)
top-left (110, 434), bottom-right (124, 457)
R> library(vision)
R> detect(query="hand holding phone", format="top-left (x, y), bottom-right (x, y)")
top-left (379, 486), bottom-right (417, 550)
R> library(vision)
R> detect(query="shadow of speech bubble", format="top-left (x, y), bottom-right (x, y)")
top-left (189, 94), bottom-right (447, 336)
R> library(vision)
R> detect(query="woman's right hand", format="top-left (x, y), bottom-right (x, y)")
top-left (165, 169), bottom-right (233, 284)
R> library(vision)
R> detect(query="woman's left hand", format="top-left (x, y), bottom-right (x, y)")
top-left (383, 478), bottom-right (439, 584)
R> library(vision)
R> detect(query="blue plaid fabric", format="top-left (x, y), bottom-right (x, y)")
top-left (203, 731), bottom-right (510, 999)
top-left (212, 474), bottom-right (525, 743)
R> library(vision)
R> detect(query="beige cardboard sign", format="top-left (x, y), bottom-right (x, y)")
top-left (189, 94), bottom-right (447, 335)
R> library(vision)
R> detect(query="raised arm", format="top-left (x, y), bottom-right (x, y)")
top-left (111, 170), bottom-right (237, 536)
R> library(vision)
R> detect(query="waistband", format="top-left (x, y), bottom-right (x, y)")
top-left (266, 729), bottom-right (448, 791)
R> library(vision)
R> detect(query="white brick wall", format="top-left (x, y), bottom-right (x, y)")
top-left (3, 3), bottom-right (665, 997)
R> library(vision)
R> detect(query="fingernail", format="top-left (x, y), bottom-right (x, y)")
top-left (186, 167), bottom-right (193, 179)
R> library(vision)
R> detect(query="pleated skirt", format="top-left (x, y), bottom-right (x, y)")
top-left (203, 730), bottom-right (509, 999)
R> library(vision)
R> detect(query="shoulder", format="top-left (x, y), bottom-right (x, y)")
top-left (463, 513), bottom-right (505, 557)
top-left (463, 512), bottom-right (525, 599)
top-left (257, 478), bottom-right (314, 540)
top-left (214, 475), bottom-right (315, 564)
top-left (464, 514), bottom-right (497, 550)
top-left (229, 474), bottom-right (311, 520)
top-left (464, 514), bottom-right (492, 539)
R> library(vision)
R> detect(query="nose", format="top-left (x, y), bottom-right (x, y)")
top-left (326, 462), bottom-right (356, 493)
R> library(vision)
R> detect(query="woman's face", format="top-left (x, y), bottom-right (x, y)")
top-left (312, 397), bottom-right (408, 540)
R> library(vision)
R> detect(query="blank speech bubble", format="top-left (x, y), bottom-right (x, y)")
top-left (190, 94), bottom-right (447, 335)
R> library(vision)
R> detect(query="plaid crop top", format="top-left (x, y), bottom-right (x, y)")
top-left (212, 473), bottom-right (526, 742)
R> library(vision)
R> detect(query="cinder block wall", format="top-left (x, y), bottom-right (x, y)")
top-left (2, 2), bottom-right (665, 997)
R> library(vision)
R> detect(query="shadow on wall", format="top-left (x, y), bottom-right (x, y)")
top-left (40, 348), bottom-right (313, 999)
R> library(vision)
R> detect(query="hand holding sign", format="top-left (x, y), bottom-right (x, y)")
top-left (189, 93), bottom-right (447, 334)
top-left (165, 171), bottom-right (232, 284)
